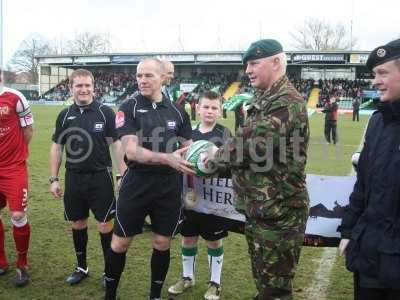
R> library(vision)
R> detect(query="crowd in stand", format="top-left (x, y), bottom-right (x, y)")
top-left (44, 80), bottom-right (70, 101)
top-left (238, 75), bottom-right (251, 94)
top-left (43, 71), bottom-right (237, 103)
top-left (182, 72), bottom-right (236, 87)
top-left (171, 72), bottom-right (238, 121)
top-left (240, 76), bottom-right (372, 108)
top-left (172, 72), bottom-right (237, 96)
top-left (42, 70), bottom-right (372, 110)
top-left (93, 71), bottom-right (137, 100)
top-left (43, 71), bottom-right (138, 102)
top-left (239, 76), bottom-right (315, 101)
top-left (317, 79), bottom-right (371, 107)
top-left (290, 78), bottom-right (315, 101)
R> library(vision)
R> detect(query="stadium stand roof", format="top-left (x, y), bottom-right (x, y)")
top-left (36, 50), bottom-right (371, 67)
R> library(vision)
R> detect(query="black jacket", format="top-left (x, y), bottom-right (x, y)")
top-left (339, 100), bottom-right (400, 287)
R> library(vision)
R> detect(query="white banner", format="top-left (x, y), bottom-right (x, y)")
top-left (305, 174), bottom-right (355, 238)
top-left (183, 174), bottom-right (356, 239)
top-left (183, 176), bottom-right (246, 222)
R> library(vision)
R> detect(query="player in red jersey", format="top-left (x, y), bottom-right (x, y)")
top-left (0, 68), bottom-right (34, 286)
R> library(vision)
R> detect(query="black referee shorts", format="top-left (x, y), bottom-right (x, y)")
top-left (64, 169), bottom-right (115, 223)
top-left (181, 210), bottom-right (228, 241)
top-left (114, 169), bottom-right (183, 238)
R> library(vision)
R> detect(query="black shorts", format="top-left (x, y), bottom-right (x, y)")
top-left (114, 169), bottom-right (183, 238)
top-left (180, 210), bottom-right (228, 241)
top-left (64, 169), bottom-right (115, 222)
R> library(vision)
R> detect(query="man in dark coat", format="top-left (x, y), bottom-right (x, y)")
top-left (338, 38), bottom-right (400, 300)
top-left (352, 97), bottom-right (360, 122)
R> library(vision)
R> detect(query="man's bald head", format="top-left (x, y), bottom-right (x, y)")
top-left (161, 60), bottom-right (174, 85)
top-left (137, 58), bottom-right (164, 75)
top-left (136, 58), bottom-right (165, 100)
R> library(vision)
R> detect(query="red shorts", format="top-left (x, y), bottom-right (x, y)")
top-left (0, 164), bottom-right (29, 212)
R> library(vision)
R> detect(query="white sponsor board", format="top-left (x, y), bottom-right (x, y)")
top-left (196, 54), bottom-right (242, 62)
top-left (293, 54), bottom-right (345, 62)
top-left (75, 56), bottom-right (110, 63)
top-left (180, 83), bottom-right (198, 93)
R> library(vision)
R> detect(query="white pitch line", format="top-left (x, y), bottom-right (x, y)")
top-left (305, 247), bottom-right (338, 299)
top-left (305, 119), bottom-right (370, 300)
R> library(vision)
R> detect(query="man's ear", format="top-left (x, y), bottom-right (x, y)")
top-left (160, 73), bottom-right (167, 85)
top-left (272, 57), bottom-right (280, 71)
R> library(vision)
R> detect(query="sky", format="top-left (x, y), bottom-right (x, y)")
top-left (2, 0), bottom-right (400, 65)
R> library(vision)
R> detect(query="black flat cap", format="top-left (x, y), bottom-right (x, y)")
top-left (366, 39), bottom-right (400, 70)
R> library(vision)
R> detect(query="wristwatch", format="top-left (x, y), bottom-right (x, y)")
top-left (49, 176), bottom-right (59, 184)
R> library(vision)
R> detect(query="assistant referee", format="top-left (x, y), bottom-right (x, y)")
top-left (49, 69), bottom-right (126, 286)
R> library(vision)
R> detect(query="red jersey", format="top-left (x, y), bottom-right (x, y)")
top-left (0, 87), bottom-right (34, 168)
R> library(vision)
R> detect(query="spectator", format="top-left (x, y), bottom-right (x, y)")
top-left (323, 96), bottom-right (339, 144)
top-left (352, 97), bottom-right (361, 122)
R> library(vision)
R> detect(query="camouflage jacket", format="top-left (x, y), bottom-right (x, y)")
top-left (214, 76), bottom-right (310, 221)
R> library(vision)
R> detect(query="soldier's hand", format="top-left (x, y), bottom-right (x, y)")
top-left (338, 238), bottom-right (350, 256)
top-left (202, 145), bottom-right (219, 167)
top-left (50, 181), bottom-right (63, 198)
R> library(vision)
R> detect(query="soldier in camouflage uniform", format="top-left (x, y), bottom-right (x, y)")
top-left (206, 39), bottom-right (310, 300)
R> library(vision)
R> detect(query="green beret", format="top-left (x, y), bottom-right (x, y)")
top-left (366, 38), bottom-right (400, 70)
top-left (243, 39), bottom-right (283, 63)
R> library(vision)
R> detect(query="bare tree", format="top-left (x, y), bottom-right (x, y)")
top-left (67, 32), bottom-right (112, 55)
top-left (9, 34), bottom-right (54, 83)
top-left (2, 69), bottom-right (17, 84)
top-left (290, 18), bottom-right (357, 51)
top-left (48, 36), bottom-right (69, 55)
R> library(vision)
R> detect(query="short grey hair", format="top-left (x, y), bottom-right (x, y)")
top-left (138, 58), bottom-right (164, 74)
top-left (277, 52), bottom-right (287, 69)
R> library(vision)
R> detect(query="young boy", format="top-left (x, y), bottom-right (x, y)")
top-left (168, 90), bottom-right (232, 300)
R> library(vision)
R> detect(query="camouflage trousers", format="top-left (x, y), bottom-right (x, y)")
top-left (245, 208), bottom-right (308, 300)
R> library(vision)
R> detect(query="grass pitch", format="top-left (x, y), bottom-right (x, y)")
top-left (0, 105), bottom-right (368, 299)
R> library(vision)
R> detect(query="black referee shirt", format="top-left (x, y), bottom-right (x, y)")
top-left (52, 100), bottom-right (117, 172)
top-left (117, 93), bottom-right (192, 172)
top-left (192, 123), bottom-right (231, 147)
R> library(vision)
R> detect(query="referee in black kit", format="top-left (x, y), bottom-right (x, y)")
top-left (49, 69), bottom-right (126, 286)
top-left (104, 58), bottom-right (194, 300)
